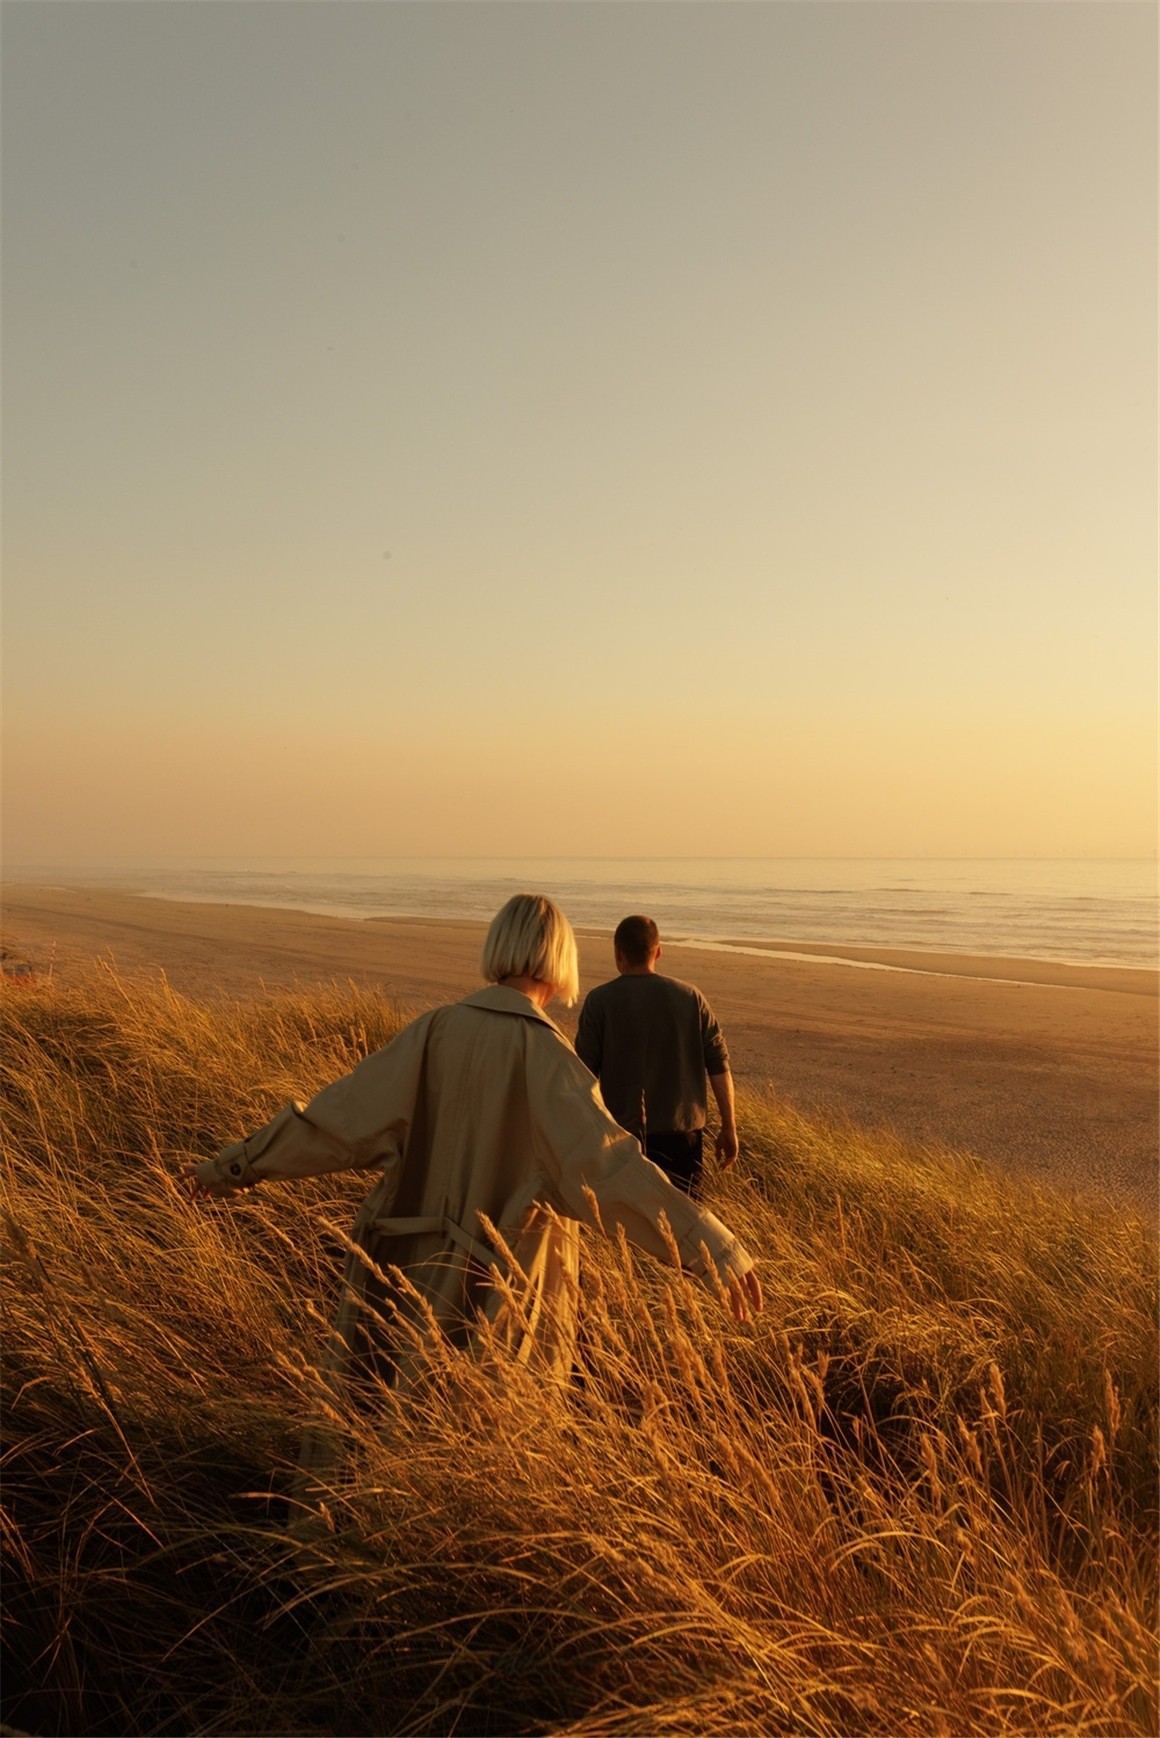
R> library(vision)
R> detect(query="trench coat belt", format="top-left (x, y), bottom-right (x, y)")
top-left (362, 1213), bottom-right (504, 1274)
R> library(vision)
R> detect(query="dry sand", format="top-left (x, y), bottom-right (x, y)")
top-left (3, 883), bottom-right (1156, 1215)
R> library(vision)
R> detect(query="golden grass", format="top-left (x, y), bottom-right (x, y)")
top-left (2, 965), bottom-right (1156, 1736)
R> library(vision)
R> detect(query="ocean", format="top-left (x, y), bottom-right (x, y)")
top-left (15, 858), bottom-right (1157, 970)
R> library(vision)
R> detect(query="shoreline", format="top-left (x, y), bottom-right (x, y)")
top-left (658, 935), bottom-right (1155, 996)
top-left (2, 883), bottom-right (1156, 1216)
top-left (23, 882), bottom-right (1154, 995)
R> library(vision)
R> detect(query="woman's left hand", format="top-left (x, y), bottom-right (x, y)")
top-left (180, 1162), bottom-right (229, 1201)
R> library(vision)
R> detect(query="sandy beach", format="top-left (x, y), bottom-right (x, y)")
top-left (3, 883), bottom-right (1156, 1214)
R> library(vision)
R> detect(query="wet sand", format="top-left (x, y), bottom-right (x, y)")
top-left (3, 883), bottom-right (1156, 1215)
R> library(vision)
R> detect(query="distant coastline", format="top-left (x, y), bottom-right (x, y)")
top-left (2, 882), bottom-right (1153, 992)
top-left (4, 855), bottom-right (1156, 973)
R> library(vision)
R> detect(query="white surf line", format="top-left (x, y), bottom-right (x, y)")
top-left (668, 936), bottom-right (1090, 990)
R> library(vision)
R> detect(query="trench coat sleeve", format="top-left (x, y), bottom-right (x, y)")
top-left (527, 1028), bottom-right (754, 1287)
top-left (194, 1012), bottom-right (433, 1193)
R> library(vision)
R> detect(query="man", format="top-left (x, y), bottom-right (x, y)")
top-left (575, 914), bottom-right (738, 1199)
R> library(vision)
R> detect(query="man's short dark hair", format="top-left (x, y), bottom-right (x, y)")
top-left (614, 914), bottom-right (660, 966)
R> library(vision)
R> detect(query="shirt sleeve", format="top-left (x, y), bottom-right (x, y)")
top-left (699, 993), bottom-right (730, 1076)
top-left (195, 1013), bottom-right (431, 1193)
top-left (526, 1029), bottom-right (753, 1287)
top-left (573, 991), bottom-right (603, 1078)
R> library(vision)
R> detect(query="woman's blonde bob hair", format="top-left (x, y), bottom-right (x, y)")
top-left (481, 893), bottom-right (580, 1006)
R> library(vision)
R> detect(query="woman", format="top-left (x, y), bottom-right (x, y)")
top-left (185, 894), bottom-right (762, 1396)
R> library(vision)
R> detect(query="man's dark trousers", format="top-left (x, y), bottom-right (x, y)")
top-left (644, 1129), bottom-right (704, 1200)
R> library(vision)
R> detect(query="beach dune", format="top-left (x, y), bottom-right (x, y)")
top-left (3, 884), bottom-right (1155, 1214)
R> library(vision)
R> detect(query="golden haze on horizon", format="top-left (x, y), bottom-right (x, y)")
top-left (5, 703), bottom-right (1155, 863)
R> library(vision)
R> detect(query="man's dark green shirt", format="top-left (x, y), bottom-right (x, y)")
top-left (574, 973), bottom-right (730, 1140)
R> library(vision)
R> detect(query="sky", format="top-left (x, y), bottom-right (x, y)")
top-left (3, 0), bottom-right (1156, 864)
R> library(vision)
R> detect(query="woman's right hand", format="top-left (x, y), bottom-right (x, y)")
top-left (725, 1267), bottom-right (763, 1323)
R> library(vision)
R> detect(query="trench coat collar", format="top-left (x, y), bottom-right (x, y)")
top-left (459, 985), bottom-right (566, 1036)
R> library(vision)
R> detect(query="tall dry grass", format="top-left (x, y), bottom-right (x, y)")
top-left (1, 965), bottom-right (1156, 1736)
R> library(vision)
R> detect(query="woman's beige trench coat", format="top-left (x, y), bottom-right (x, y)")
top-left (197, 986), bottom-right (753, 1390)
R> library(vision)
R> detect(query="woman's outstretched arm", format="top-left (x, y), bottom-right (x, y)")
top-left (526, 1031), bottom-right (762, 1322)
top-left (182, 1011), bottom-right (433, 1199)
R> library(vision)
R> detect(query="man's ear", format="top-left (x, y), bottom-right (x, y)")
top-left (653, 945), bottom-right (663, 963)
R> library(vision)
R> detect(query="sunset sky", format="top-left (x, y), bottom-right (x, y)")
top-left (4, 1), bottom-right (1155, 864)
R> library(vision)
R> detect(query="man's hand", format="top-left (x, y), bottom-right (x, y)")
top-left (709, 1071), bottom-right (738, 1171)
top-left (715, 1124), bottom-right (740, 1170)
